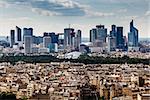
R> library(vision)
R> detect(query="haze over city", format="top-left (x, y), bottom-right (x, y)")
top-left (0, 0), bottom-right (150, 38)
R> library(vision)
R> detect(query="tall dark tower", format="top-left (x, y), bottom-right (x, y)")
top-left (10, 30), bottom-right (15, 48)
top-left (110, 24), bottom-right (117, 37)
top-left (128, 20), bottom-right (139, 51)
top-left (130, 20), bottom-right (134, 32)
top-left (116, 27), bottom-right (124, 49)
top-left (16, 26), bottom-right (22, 42)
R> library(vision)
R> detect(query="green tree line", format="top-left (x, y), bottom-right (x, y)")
top-left (0, 54), bottom-right (149, 65)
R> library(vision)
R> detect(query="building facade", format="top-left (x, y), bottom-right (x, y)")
top-left (10, 30), bottom-right (15, 48)
top-left (128, 20), bottom-right (139, 51)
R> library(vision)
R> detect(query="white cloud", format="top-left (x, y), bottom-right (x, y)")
top-left (145, 11), bottom-right (150, 16)
top-left (84, 10), bottom-right (114, 17)
top-left (0, 1), bottom-right (9, 8)
top-left (117, 9), bottom-right (127, 13)
top-left (8, 17), bottom-right (32, 21)
top-left (32, 8), bottom-right (62, 16)
top-left (120, 15), bottom-right (138, 20)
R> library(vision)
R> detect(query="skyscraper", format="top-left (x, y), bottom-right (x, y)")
top-left (24, 36), bottom-right (32, 54)
top-left (110, 25), bottom-right (117, 37)
top-left (64, 28), bottom-right (74, 49)
top-left (23, 28), bottom-right (33, 54)
top-left (23, 28), bottom-right (33, 41)
top-left (16, 26), bottom-right (22, 42)
top-left (43, 32), bottom-right (59, 52)
top-left (10, 30), bottom-right (15, 48)
top-left (75, 30), bottom-right (82, 50)
top-left (116, 27), bottom-right (124, 49)
top-left (96, 25), bottom-right (107, 42)
top-left (43, 33), bottom-right (51, 48)
top-left (90, 28), bottom-right (97, 43)
top-left (106, 36), bottom-right (116, 52)
top-left (109, 24), bottom-right (117, 50)
top-left (128, 20), bottom-right (139, 51)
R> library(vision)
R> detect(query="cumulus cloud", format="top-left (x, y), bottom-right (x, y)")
top-left (120, 15), bottom-right (138, 20)
top-left (85, 10), bottom-right (114, 17)
top-left (0, 1), bottom-right (9, 8)
top-left (5, 0), bottom-right (87, 16)
top-left (117, 9), bottom-right (127, 13)
top-left (32, 8), bottom-right (62, 16)
top-left (4, 0), bottom-right (114, 17)
top-left (145, 11), bottom-right (150, 16)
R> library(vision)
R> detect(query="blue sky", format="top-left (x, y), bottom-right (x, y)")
top-left (0, 0), bottom-right (149, 38)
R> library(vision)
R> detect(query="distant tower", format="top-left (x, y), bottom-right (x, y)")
top-left (23, 28), bottom-right (33, 54)
top-left (16, 26), bottom-right (22, 42)
top-left (90, 28), bottom-right (97, 42)
top-left (77, 30), bottom-right (81, 45)
top-left (110, 24), bottom-right (117, 37)
top-left (23, 28), bottom-right (33, 41)
top-left (128, 20), bottom-right (139, 51)
top-left (64, 28), bottom-right (74, 49)
top-left (10, 30), bottom-right (15, 48)
top-left (43, 32), bottom-right (51, 48)
top-left (106, 36), bottom-right (116, 52)
top-left (96, 25), bottom-right (107, 42)
top-left (116, 27), bottom-right (124, 49)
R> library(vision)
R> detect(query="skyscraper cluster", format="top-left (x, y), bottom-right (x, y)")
top-left (89, 20), bottom-right (138, 52)
top-left (64, 28), bottom-right (82, 51)
top-left (9, 20), bottom-right (139, 54)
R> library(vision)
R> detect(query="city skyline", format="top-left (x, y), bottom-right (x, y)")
top-left (0, 0), bottom-right (150, 38)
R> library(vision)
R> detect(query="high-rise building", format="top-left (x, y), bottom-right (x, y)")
top-left (96, 25), bottom-right (107, 42)
top-left (110, 25), bottom-right (117, 37)
top-left (10, 30), bottom-right (15, 48)
top-left (43, 32), bottom-right (59, 53)
top-left (23, 28), bottom-right (33, 41)
top-left (24, 36), bottom-right (32, 54)
top-left (109, 25), bottom-right (117, 50)
top-left (43, 35), bottom-right (51, 48)
top-left (116, 27), bottom-right (124, 49)
top-left (23, 28), bottom-right (33, 54)
top-left (106, 36), bottom-right (116, 52)
top-left (16, 26), bottom-right (22, 42)
top-left (90, 28), bottom-right (97, 43)
top-left (33, 36), bottom-right (43, 45)
top-left (128, 20), bottom-right (139, 51)
top-left (64, 28), bottom-right (74, 49)
top-left (75, 30), bottom-right (82, 50)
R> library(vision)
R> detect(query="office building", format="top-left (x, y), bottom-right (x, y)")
top-left (43, 32), bottom-right (59, 53)
top-left (23, 28), bottom-right (33, 41)
top-left (128, 20), bottom-right (139, 51)
top-left (110, 25), bottom-right (117, 37)
top-left (16, 26), bottom-right (22, 42)
top-left (33, 36), bottom-right (43, 45)
top-left (90, 28), bottom-right (97, 43)
top-left (75, 30), bottom-right (82, 50)
top-left (48, 43), bottom-right (58, 53)
top-left (10, 30), bottom-right (15, 48)
top-left (43, 35), bottom-right (51, 48)
top-left (64, 28), bottom-right (74, 48)
top-left (23, 28), bottom-right (33, 54)
top-left (106, 36), bottom-right (116, 52)
top-left (96, 25), bottom-right (107, 43)
top-left (116, 27), bottom-right (124, 49)
top-left (64, 28), bottom-right (75, 50)
top-left (24, 36), bottom-right (32, 54)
